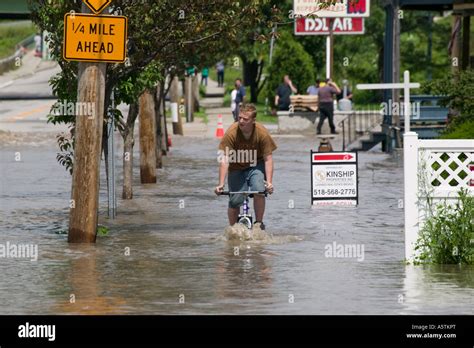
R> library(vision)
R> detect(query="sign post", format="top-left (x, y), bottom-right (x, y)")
top-left (294, 0), bottom-right (370, 81)
top-left (357, 71), bottom-right (422, 260)
top-left (66, 1), bottom-right (126, 242)
top-left (357, 70), bottom-right (420, 133)
top-left (107, 90), bottom-right (116, 219)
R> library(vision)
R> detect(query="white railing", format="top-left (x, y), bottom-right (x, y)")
top-left (337, 110), bottom-right (383, 150)
top-left (404, 132), bottom-right (474, 261)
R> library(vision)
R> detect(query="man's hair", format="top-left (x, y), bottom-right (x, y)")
top-left (239, 103), bottom-right (257, 119)
top-left (235, 78), bottom-right (241, 82)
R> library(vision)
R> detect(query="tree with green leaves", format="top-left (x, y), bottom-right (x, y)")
top-left (265, 31), bottom-right (315, 104)
top-left (29, 0), bottom-right (273, 201)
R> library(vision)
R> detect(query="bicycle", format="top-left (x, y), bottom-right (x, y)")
top-left (218, 190), bottom-right (267, 229)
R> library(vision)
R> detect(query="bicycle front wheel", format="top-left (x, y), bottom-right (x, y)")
top-left (238, 216), bottom-right (252, 230)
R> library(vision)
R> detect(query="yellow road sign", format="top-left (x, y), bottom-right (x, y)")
top-left (63, 13), bottom-right (127, 63)
top-left (83, 0), bottom-right (112, 14)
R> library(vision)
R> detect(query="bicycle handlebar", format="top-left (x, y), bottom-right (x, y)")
top-left (219, 190), bottom-right (267, 196)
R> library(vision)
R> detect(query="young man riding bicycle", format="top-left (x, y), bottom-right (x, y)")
top-left (214, 103), bottom-right (277, 230)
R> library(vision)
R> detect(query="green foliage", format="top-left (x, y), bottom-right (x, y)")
top-left (399, 12), bottom-right (451, 82)
top-left (440, 119), bottom-right (474, 140)
top-left (97, 225), bottom-right (109, 236)
top-left (414, 189), bottom-right (474, 265)
top-left (199, 84), bottom-right (207, 98)
top-left (265, 31), bottom-right (315, 102)
top-left (56, 132), bottom-right (74, 175)
top-left (0, 22), bottom-right (36, 59)
top-left (424, 69), bottom-right (474, 121)
top-left (194, 108), bottom-right (208, 125)
top-left (424, 68), bottom-right (474, 139)
top-left (28, 0), bottom-right (269, 171)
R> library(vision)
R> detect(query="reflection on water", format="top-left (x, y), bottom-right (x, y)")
top-left (402, 265), bottom-right (474, 314)
top-left (0, 136), bottom-right (473, 314)
top-left (53, 245), bottom-right (128, 315)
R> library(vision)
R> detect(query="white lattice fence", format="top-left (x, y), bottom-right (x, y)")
top-left (403, 133), bottom-right (474, 261)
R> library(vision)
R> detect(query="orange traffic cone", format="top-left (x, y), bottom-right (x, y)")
top-left (215, 114), bottom-right (224, 138)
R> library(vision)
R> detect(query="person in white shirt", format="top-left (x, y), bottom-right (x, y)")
top-left (231, 88), bottom-right (238, 122)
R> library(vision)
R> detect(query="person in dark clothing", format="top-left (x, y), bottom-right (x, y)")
top-left (317, 79), bottom-right (341, 134)
top-left (233, 78), bottom-right (246, 122)
top-left (275, 75), bottom-right (297, 111)
top-left (216, 60), bottom-right (225, 87)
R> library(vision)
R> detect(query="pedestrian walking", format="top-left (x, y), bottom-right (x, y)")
top-left (233, 78), bottom-right (246, 121)
top-left (201, 66), bottom-right (209, 86)
top-left (216, 60), bottom-right (225, 87)
top-left (34, 32), bottom-right (42, 57)
top-left (317, 78), bottom-right (341, 134)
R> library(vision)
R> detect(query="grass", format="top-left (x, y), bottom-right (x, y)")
top-left (255, 103), bottom-right (278, 124)
top-left (0, 22), bottom-right (36, 59)
top-left (353, 103), bottom-right (382, 111)
top-left (440, 119), bottom-right (474, 139)
top-left (208, 58), bottom-right (243, 88)
top-left (194, 108), bottom-right (209, 124)
top-left (414, 188), bottom-right (474, 265)
top-left (166, 108), bottom-right (209, 125)
top-left (208, 59), bottom-right (277, 125)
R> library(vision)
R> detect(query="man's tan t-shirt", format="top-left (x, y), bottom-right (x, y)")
top-left (218, 122), bottom-right (277, 171)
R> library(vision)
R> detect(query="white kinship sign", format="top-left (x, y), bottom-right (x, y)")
top-left (311, 151), bottom-right (358, 206)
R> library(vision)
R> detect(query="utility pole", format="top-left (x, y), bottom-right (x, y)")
top-left (170, 75), bottom-right (183, 135)
top-left (68, 3), bottom-right (107, 243)
top-left (392, 0), bottom-right (401, 148)
top-left (185, 74), bottom-right (193, 122)
top-left (326, 18), bottom-right (334, 79)
top-left (139, 90), bottom-right (157, 183)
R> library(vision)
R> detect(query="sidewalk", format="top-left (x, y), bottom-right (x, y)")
top-left (173, 77), bottom-right (284, 139)
top-left (171, 77), bottom-right (236, 139)
top-left (0, 49), bottom-right (58, 87)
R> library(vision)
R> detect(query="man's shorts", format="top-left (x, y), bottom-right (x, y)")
top-left (228, 161), bottom-right (266, 208)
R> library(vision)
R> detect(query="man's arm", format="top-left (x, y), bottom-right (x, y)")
top-left (330, 81), bottom-right (341, 94)
top-left (274, 95), bottom-right (279, 107)
top-left (215, 159), bottom-right (229, 194)
top-left (289, 81), bottom-right (297, 94)
top-left (264, 154), bottom-right (274, 194)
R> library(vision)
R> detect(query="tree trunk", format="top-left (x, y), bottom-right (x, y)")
top-left (192, 75), bottom-right (200, 112)
top-left (122, 103), bottom-right (138, 200)
top-left (139, 91), bottom-right (157, 183)
top-left (243, 59), bottom-right (264, 103)
top-left (184, 76), bottom-right (193, 122)
top-left (161, 80), bottom-right (169, 154)
top-left (154, 84), bottom-right (164, 168)
top-left (68, 62), bottom-right (106, 243)
top-left (170, 76), bottom-right (183, 135)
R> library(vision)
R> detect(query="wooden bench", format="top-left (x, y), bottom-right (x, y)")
top-left (290, 95), bottom-right (319, 112)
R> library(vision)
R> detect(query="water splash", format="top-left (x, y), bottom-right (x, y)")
top-left (223, 224), bottom-right (303, 244)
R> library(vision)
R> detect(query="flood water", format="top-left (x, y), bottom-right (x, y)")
top-left (0, 135), bottom-right (473, 314)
